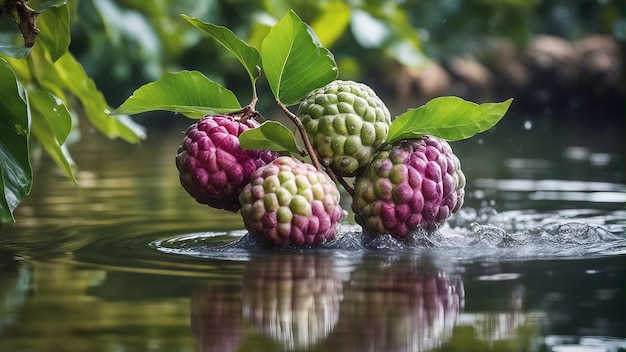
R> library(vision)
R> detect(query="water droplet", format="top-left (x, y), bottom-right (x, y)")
top-left (523, 120), bottom-right (532, 130)
top-left (14, 124), bottom-right (27, 137)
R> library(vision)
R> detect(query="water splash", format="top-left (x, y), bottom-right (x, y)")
top-left (152, 207), bottom-right (626, 262)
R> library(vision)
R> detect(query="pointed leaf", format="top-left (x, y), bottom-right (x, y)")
top-left (29, 89), bottom-right (76, 183)
top-left (0, 58), bottom-right (32, 223)
top-left (181, 15), bottom-right (261, 83)
top-left (261, 10), bottom-right (338, 105)
top-left (116, 70), bottom-right (241, 118)
top-left (51, 52), bottom-right (145, 142)
top-left (387, 97), bottom-right (513, 143)
top-left (21, 47), bottom-right (145, 142)
top-left (238, 121), bottom-right (301, 155)
top-left (36, 4), bottom-right (71, 62)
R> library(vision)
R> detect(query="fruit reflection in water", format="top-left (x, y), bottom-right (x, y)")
top-left (191, 282), bottom-right (243, 352)
top-left (325, 256), bottom-right (464, 352)
top-left (242, 254), bottom-right (342, 351)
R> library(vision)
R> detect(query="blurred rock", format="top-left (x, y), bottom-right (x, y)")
top-left (523, 35), bottom-right (581, 105)
top-left (575, 34), bottom-right (623, 98)
top-left (448, 56), bottom-right (494, 102)
top-left (386, 33), bottom-right (622, 116)
top-left (392, 61), bottom-right (451, 105)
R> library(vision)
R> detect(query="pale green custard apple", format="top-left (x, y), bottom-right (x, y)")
top-left (298, 80), bottom-right (391, 176)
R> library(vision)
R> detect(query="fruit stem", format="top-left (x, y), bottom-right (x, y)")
top-left (2, 0), bottom-right (39, 47)
top-left (277, 100), bottom-right (323, 172)
top-left (325, 167), bottom-right (354, 197)
top-left (231, 96), bottom-right (259, 122)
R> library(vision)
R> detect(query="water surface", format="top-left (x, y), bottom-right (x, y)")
top-left (0, 112), bottom-right (624, 352)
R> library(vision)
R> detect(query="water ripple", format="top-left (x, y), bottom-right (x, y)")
top-left (147, 207), bottom-right (626, 264)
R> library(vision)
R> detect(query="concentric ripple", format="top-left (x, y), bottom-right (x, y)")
top-left (147, 207), bottom-right (626, 263)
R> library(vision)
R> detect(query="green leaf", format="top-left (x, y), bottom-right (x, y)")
top-left (261, 10), bottom-right (338, 105)
top-left (238, 121), bottom-right (301, 155)
top-left (116, 70), bottom-right (241, 118)
top-left (14, 46), bottom-right (145, 143)
top-left (181, 15), bottom-right (261, 84)
top-left (387, 97), bottom-right (513, 143)
top-left (28, 89), bottom-right (76, 183)
top-left (0, 46), bottom-right (32, 59)
top-left (36, 4), bottom-right (71, 62)
top-left (0, 58), bottom-right (32, 223)
top-left (29, 0), bottom-right (68, 12)
top-left (41, 51), bottom-right (146, 142)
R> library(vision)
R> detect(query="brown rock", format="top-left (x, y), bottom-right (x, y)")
top-left (576, 34), bottom-right (622, 97)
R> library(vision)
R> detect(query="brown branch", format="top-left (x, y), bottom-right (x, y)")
top-left (229, 96), bottom-right (259, 122)
top-left (2, 0), bottom-right (39, 47)
top-left (325, 167), bottom-right (354, 197)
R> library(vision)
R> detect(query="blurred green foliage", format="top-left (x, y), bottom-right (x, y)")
top-left (67, 0), bottom-right (622, 105)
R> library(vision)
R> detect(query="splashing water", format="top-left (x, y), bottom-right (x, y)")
top-left (152, 207), bottom-right (626, 262)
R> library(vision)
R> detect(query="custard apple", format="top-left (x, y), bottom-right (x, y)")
top-left (298, 80), bottom-right (391, 176)
top-left (239, 156), bottom-right (344, 246)
top-left (352, 136), bottom-right (465, 239)
top-left (176, 115), bottom-right (280, 212)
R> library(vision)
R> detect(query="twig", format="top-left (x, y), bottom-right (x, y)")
top-left (229, 96), bottom-right (259, 122)
top-left (325, 167), bottom-right (354, 197)
top-left (277, 101), bottom-right (323, 172)
top-left (2, 0), bottom-right (39, 47)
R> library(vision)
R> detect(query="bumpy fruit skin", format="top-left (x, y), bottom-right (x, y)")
top-left (239, 156), bottom-right (344, 246)
top-left (298, 80), bottom-right (391, 176)
top-left (352, 136), bottom-right (465, 239)
top-left (176, 115), bottom-right (280, 212)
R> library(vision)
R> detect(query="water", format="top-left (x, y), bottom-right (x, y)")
top-left (0, 112), bottom-right (624, 352)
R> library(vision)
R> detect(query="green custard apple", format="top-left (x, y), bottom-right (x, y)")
top-left (298, 80), bottom-right (391, 176)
